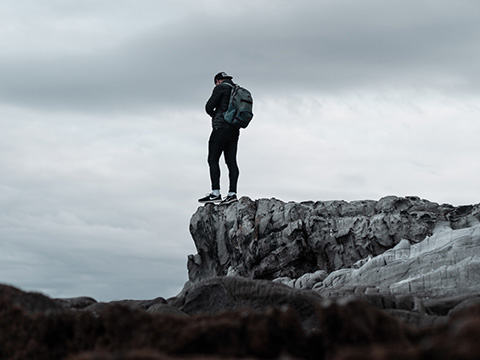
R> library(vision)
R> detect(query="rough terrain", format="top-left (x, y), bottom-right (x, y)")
top-left (2, 195), bottom-right (480, 359)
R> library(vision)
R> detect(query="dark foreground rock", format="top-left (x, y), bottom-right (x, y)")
top-left (3, 282), bottom-right (480, 360)
top-left (170, 277), bottom-right (324, 331)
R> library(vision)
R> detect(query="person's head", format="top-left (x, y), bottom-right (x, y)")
top-left (214, 72), bottom-right (233, 85)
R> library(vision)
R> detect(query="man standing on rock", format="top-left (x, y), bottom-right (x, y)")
top-left (198, 72), bottom-right (239, 205)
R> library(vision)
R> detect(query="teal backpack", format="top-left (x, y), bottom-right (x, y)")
top-left (223, 83), bottom-right (254, 129)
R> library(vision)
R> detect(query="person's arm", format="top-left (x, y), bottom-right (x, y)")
top-left (205, 86), bottom-right (222, 117)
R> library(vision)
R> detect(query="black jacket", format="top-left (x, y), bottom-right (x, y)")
top-left (205, 79), bottom-right (235, 129)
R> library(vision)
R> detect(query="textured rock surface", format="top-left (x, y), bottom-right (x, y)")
top-left (317, 223), bottom-right (480, 297)
top-left (310, 221), bottom-right (480, 326)
top-left (187, 195), bottom-right (480, 326)
top-left (169, 277), bottom-right (324, 331)
top-left (188, 195), bottom-right (479, 283)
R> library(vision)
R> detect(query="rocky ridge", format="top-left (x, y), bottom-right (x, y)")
top-left (187, 195), bottom-right (480, 326)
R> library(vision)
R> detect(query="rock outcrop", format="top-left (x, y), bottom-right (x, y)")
top-left (187, 195), bottom-right (480, 326)
top-left (188, 195), bottom-right (479, 281)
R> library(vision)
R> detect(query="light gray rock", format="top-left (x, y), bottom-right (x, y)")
top-left (294, 270), bottom-right (328, 289)
top-left (316, 223), bottom-right (480, 299)
top-left (272, 276), bottom-right (295, 287)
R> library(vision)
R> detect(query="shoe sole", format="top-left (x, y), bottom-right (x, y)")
top-left (220, 199), bottom-right (238, 205)
top-left (198, 199), bottom-right (222, 204)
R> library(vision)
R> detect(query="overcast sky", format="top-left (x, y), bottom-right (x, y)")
top-left (1, 0), bottom-right (479, 302)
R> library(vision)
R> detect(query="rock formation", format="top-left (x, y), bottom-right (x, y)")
top-left (188, 196), bottom-right (464, 282)
top-left (187, 195), bottom-right (480, 326)
top-left (2, 194), bottom-right (480, 359)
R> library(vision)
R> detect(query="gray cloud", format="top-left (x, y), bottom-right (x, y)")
top-left (1, 0), bottom-right (479, 113)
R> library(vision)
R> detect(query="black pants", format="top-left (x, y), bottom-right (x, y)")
top-left (208, 128), bottom-right (240, 193)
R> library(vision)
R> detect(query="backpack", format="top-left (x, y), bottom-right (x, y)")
top-left (223, 83), bottom-right (254, 129)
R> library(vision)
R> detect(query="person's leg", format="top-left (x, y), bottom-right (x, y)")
top-left (207, 129), bottom-right (224, 192)
top-left (223, 130), bottom-right (240, 194)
